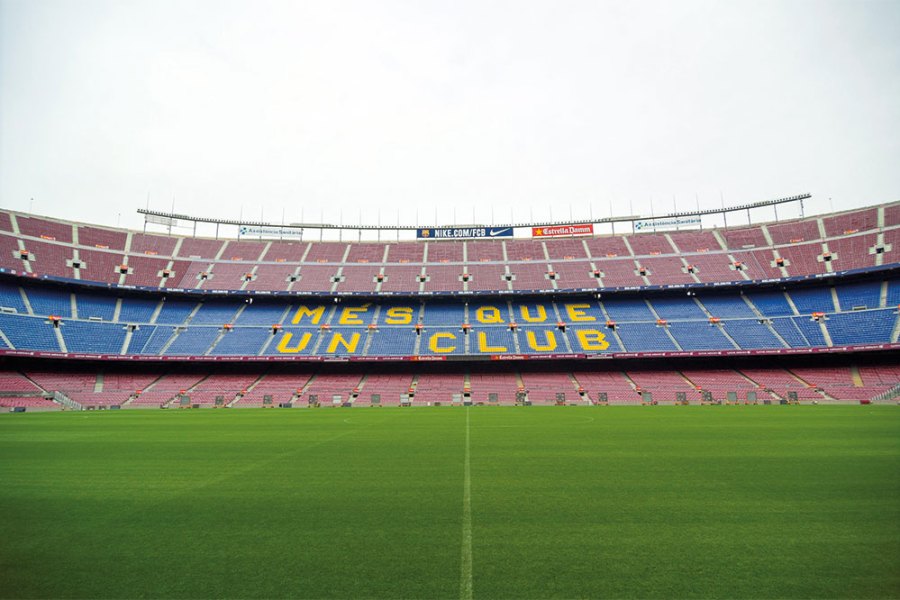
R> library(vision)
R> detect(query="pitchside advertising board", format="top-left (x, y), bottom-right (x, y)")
top-left (416, 227), bottom-right (514, 239)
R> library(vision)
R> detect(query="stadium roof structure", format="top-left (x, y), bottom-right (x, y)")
top-left (136, 193), bottom-right (812, 236)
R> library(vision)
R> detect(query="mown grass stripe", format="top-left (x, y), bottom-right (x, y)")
top-left (461, 407), bottom-right (474, 600)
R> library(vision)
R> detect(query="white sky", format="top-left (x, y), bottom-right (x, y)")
top-left (1, 0), bottom-right (899, 236)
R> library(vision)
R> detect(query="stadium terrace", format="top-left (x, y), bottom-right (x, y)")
top-left (0, 198), bottom-right (897, 408)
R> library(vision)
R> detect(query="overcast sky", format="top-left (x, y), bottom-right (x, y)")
top-left (1, 0), bottom-right (899, 234)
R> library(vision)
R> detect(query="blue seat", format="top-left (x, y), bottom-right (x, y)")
top-left (76, 293), bottom-right (116, 320)
top-left (155, 299), bottom-right (198, 325)
top-left (0, 313), bottom-right (61, 351)
top-left (0, 282), bottom-right (27, 313)
top-left (190, 302), bottom-right (242, 325)
top-left (163, 327), bottom-right (220, 355)
top-left (651, 297), bottom-right (707, 320)
top-left (118, 297), bottom-right (159, 323)
top-left (789, 287), bottom-right (836, 314)
top-left (667, 321), bottom-right (732, 350)
top-left (62, 320), bottom-right (125, 353)
top-left (617, 322), bottom-right (677, 352)
top-left (699, 295), bottom-right (756, 318)
top-left (210, 327), bottom-right (271, 355)
top-left (836, 281), bottom-right (882, 310)
top-left (367, 327), bottom-right (417, 356)
top-left (26, 287), bottom-right (72, 317)
top-left (747, 291), bottom-right (795, 317)
top-left (721, 319), bottom-right (784, 349)
top-left (826, 309), bottom-right (895, 345)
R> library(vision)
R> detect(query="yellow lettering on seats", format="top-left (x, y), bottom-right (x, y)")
top-left (325, 332), bottom-right (360, 354)
top-left (384, 307), bottom-right (414, 325)
top-left (429, 332), bottom-right (456, 353)
top-left (575, 329), bottom-right (609, 351)
top-left (339, 304), bottom-right (371, 325)
top-left (525, 330), bottom-right (557, 351)
top-left (475, 306), bottom-right (504, 324)
top-left (519, 304), bottom-right (547, 322)
top-left (565, 303), bottom-right (595, 322)
top-left (477, 332), bottom-right (507, 353)
top-left (276, 332), bottom-right (312, 353)
top-left (291, 305), bottom-right (325, 325)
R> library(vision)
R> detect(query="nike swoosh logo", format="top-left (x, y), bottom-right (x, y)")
top-left (489, 228), bottom-right (511, 237)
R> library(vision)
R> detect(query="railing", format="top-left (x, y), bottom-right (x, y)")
top-left (51, 391), bottom-right (82, 411)
top-left (871, 383), bottom-right (900, 403)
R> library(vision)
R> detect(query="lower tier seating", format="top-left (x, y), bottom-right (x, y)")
top-left (3, 364), bottom-right (896, 408)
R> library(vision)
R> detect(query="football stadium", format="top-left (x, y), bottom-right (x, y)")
top-left (0, 196), bottom-right (899, 407)
top-left (2, 1), bottom-right (900, 598)
top-left (0, 198), bottom-right (899, 598)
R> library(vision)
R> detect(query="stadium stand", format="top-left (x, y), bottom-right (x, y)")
top-left (300, 373), bottom-right (365, 405)
top-left (411, 373), bottom-right (466, 405)
top-left (680, 369), bottom-right (762, 402)
top-left (177, 373), bottom-right (262, 406)
top-left (1, 202), bottom-right (898, 294)
top-left (738, 368), bottom-right (823, 401)
top-left (627, 369), bottom-right (696, 402)
top-left (569, 370), bottom-right (639, 404)
top-left (0, 370), bottom-right (58, 409)
top-left (127, 373), bottom-right (206, 407)
top-left (355, 373), bottom-right (415, 406)
top-left (0, 277), bottom-right (896, 358)
top-left (235, 373), bottom-right (310, 407)
top-left (1, 360), bottom-right (897, 408)
top-left (0, 202), bottom-right (896, 408)
top-left (469, 371), bottom-right (519, 404)
top-left (519, 371), bottom-right (582, 404)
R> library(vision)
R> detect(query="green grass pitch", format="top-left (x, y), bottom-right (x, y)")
top-left (1, 406), bottom-right (898, 599)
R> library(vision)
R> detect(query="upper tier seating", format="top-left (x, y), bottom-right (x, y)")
top-left (0, 203), bottom-right (896, 295)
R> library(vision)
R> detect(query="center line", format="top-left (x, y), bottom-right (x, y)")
top-left (460, 407), bottom-right (474, 600)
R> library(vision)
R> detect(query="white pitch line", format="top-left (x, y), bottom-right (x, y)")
top-left (460, 408), bottom-right (473, 600)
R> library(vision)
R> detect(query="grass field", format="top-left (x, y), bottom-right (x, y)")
top-left (1, 406), bottom-right (898, 599)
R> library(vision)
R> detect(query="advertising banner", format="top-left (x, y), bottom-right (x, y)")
top-left (634, 217), bottom-right (701, 231)
top-left (145, 214), bottom-right (178, 227)
top-left (532, 224), bottom-right (594, 237)
top-left (239, 226), bottom-right (305, 238)
top-left (416, 227), bottom-right (514, 240)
